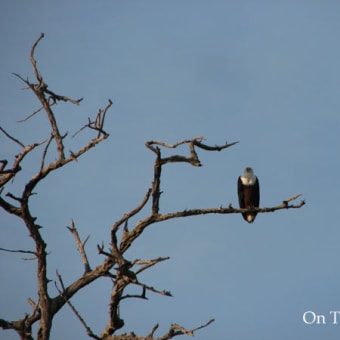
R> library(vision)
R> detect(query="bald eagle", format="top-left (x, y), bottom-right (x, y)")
top-left (238, 167), bottom-right (260, 223)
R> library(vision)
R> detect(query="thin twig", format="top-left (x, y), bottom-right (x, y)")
top-left (0, 139), bottom-right (45, 189)
top-left (17, 106), bottom-right (45, 123)
top-left (72, 99), bottom-right (112, 138)
top-left (40, 133), bottom-right (54, 172)
top-left (0, 126), bottom-right (25, 148)
top-left (30, 33), bottom-right (44, 84)
top-left (194, 139), bottom-right (239, 151)
top-left (27, 298), bottom-right (40, 320)
top-left (133, 257), bottom-right (170, 275)
top-left (147, 323), bottom-right (159, 338)
top-left (44, 87), bottom-right (83, 105)
top-left (55, 271), bottom-right (101, 340)
top-left (135, 282), bottom-right (172, 297)
top-left (0, 247), bottom-right (36, 256)
top-left (113, 188), bottom-right (152, 233)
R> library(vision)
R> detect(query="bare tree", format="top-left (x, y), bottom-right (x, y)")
top-left (0, 34), bottom-right (305, 340)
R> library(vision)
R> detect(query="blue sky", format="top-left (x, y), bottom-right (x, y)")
top-left (1, 1), bottom-right (340, 339)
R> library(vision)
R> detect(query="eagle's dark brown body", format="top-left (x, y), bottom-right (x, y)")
top-left (238, 167), bottom-right (260, 223)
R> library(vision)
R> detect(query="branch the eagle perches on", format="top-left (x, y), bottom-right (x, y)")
top-left (144, 137), bottom-right (305, 218)
top-left (0, 33), bottom-right (305, 340)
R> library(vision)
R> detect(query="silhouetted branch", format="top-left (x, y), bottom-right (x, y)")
top-left (67, 220), bottom-right (91, 273)
top-left (0, 247), bottom-right (36, 256)
top-left (146, 137), bottom-right (238, 166)
top-left (154, 194), bottom-right (305, 222)
top-left (135, 283), bottom-right (172, 298)
top-left (194, 139), bottom-right (239, 151)
top-left (16, 105), bottom-right (45, 123)
top-left (44, 87), bottom-right (83, 105)
top-left (72, 99), bottom-right (112, 138)
top-left (133, 256), bottom-right (170, 275)
top-left (55, 271), bottom-right (101, 340)
top-left (112, 188), bottom-right (152, 238)
top-left (30, 33), bottom-right (44, 83)
top-left (40, 134), bottom-right (54, 172)
top-left (147, 323), bottom-right (159, 338)
top-left (0, 196), bottom-right (21, 216)
top-left (0, 126), bottom-right (25, 148)
top-left (0, 141), bottom-right (45, 188)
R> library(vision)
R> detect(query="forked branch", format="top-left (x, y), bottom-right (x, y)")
top-left (67, 220), bottom-right (91, 273)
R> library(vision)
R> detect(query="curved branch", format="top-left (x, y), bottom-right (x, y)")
top-left (112, 189), bottom-right (152, 234)
top-left (0, 141), bottom-right (45, 188)
top-left (30, 33), bottom-right (44, 84)
top-left (0, 126), bottom-right (25, 147)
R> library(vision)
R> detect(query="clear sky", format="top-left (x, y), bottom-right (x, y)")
top-left (1, 1), bottom-right (340, 339)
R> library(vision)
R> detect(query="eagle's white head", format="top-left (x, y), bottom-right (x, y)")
top-left (240, 167), bottom-right (257, 185)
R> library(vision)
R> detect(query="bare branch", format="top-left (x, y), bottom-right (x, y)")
top-left (27, 297), bottom-right (38, 309)
top-left (17, 105), bottom-right (45, 123)
top-left (147, 323), bottom-right (159, 338)
top-left (0, 247), bottom-right (36, 256)
top-left (146, 137), bottom-right (204, 166)
top-left (0, 196), bottom-right (21, 216)
top-left (112, 188), bottom-right (152, 233)
top-left (158, 318), bottom-right (215, 340)
top-left (23, 128), bottom-right (109, 202)
top-left (154, 194), bottom-right (305, 223)
top-left (21, 203), bottom-right (51, 340)
top-left (6, 192), bottom-right (23, 203)
top-left (40, 134), bottom-right (54, 172)
top-left (72, 99), bottom-right (112, 138)
top-left (145, 137), bottom-right (240, 216)
top-left (0, 126), bottom-right (25, 148)
top-left (67, 220), bottom-right (91, 273)
top-left (28, 33), bottom-right (66, 161)
top-left (120, 285), bottom-right (148, 301)
top-left (27, 298), bottom-right (40, 321)
top-left (151, 148), bottom-right (162, 213)
top-left (121, 281), bottom-right (172, 301)
top-left (135, 283), bottom-right (172, 298)
top-left (97, 243), bottom-right (115, 259)
top-left (194, 139), bottom-right (239, 151)
top-left (0, 140), bottom-right (46, 188)
top-left (282, 193), bottom-right (302, 205)
top-left (0, 318), bottom-right (14, 330)
top-left (146, 136), bottom-right (205, 151)
top-left (0, 160), bottom-right (8, 173)
top-left (133, 257), bottom-right (170, 275)
top-left (44, 87), bottom-right (83, 105)
top-left (12, 72), bottom-right (30, 86)
top-left (30, 33), bottom-right (45, 84)
top-left (146, 137), bottom-right (238, 166)
top-left (94, 99), bottom-right (112, 137)
top-left (55, 272), bottom-right (101, 340)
